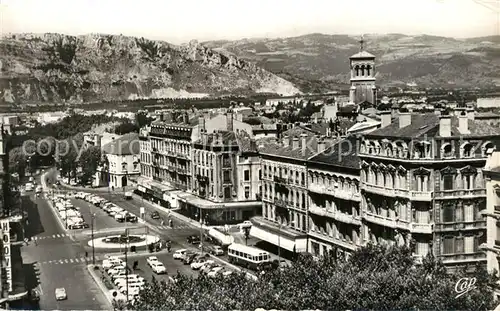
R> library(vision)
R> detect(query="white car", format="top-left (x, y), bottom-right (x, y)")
top-left (115, 275), bottom-right (144, 286)
top-left (207, 266), bottom-right (224, 278)
top-left (108, 266), bottom-right (126, 276)
top-left (55, 287), bottom-right (67, 300)
top-left (151, 262), bottom-right (167, 274)
top-left (146, 256), bottom-right (159, 267)
top-left (239, 220), bottom-right (252, 229)
top-left (191, 259), bottom-right (214, 270)
top-left (103, 259), bottom-right (124, 270)
top-left (173, 249), bottom-right (187, 259)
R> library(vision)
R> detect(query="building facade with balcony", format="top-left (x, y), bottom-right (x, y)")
top-left (180, 128), bottom-right (261, 225)
top-left (94, 132), bottom-right (140, 189)
top-left (137, 111), bottom-right (254, 212)
top-left (250, 127), bottom-right (321, 256)
top-left (307, 135), bottom-right (361, 260)
top-left (359, 110), bottom-right (500, 270)
top-left (482, 151), bottom-right (500, 292)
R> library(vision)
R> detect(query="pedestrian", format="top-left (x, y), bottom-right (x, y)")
top-left (85, 251), bottom-right (88, 258)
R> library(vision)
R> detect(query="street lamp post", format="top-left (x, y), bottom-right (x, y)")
top-left (196, 209), bottom-right (204, 254)
top-left (91, 213), bottom-right (96, 265)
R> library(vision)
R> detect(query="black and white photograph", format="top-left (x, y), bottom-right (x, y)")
top-left (1, 0), bottom-right (500, 310)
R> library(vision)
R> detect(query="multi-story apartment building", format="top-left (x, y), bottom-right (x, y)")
top-left (359, 110), bottom-right (500, 270)
top-left (482, 151), bottom-right (500, 296)
top-left (137, 111), bottom-right (256, 216)
top-left (250, 127), bottom-right (321, 255)
top-left (307, 135), bottom-right (362, 260)
top-left (94, 133), bottom-right (141, 189)
top-left (182, 125), bottom-right (261, 225)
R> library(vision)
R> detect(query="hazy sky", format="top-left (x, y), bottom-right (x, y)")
top-left (1, 0), bottom-right (499, 44)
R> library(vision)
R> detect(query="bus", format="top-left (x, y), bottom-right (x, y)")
top-left (227, 243), bottom-right (271, 270)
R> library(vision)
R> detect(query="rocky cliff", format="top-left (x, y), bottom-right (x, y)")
top-left (0, 33), bottom-right (300, 105)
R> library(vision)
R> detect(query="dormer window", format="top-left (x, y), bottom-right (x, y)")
top-left (461, 143), bottom-right (474, 158)
top-left (442, 144), bottom-right (453, 158)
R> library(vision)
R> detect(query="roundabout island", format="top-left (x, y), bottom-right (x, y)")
top-left (87, 234), bottom-right (160, 250)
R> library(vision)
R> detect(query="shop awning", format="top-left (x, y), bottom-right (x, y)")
top-left (250, 225), bottom-right (307, 252)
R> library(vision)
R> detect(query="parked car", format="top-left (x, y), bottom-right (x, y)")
top-left (150, 262), bottom-right (167, 274)
top-left (125, 191), bottom-right (133, 200)
top-left (55, 287), bottom-right (67, 300)
top-left (103, 258), bottom-right (124, 270)
top-left (187, 235), bottom-right (200, 244)
top-left (126, 213), bottom-right (138, 222)
top-left (183, 253), bottom-right (198, 265)
top-left (207, 266), bottom-right (224, 278)
top-left (208, 245), bottom-right (224, 256)
top-left (150, 211), bottom-right (160, 220)
top-left (191, 258), bottom-right (214, 270)
top-left (173, 249), bottom-right (187, 259)
top-left (201, 263), bottom-right (220, 275)
top-left (146, 256), bottom-right (159, 267)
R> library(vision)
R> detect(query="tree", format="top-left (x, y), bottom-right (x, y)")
top-left (78, 146), bottom-right (101, 185)
top-left (131, 244), bottom-right (498, 311)
top-left (136, 111), bottom-right (154, 128)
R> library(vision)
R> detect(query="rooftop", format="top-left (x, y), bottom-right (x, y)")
top-left (350, 50), bottom-right (376, 59)
top-left (194, 131), bottom-right (239, 147)
top-left (101, 132), bottom-right (140, 155)
top-left (258, 127), bottom-right (320, 160)
top-left (366, 113), bottom-right (500, 138)
top-left (308, 135), bottom-right (359, 169)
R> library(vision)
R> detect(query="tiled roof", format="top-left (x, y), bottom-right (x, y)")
top-left (194, 131), bottom-right (238, 146)
top-left (101, 132), bottom-right (140, 155)
top-left (366, 113), bottom-right (500, 138)
top-left (258, 127), bottom-right (320, 160)
top-left (308, 135), bottom-right (360, 169)
top-left (235, 130), bottom-right (258, 153)
top-left (476, 112), bottom-right (500, 119)
top-left (366, 114), bottom-right (439, 138)
top-left (252, 124), bottom-right (277, 131)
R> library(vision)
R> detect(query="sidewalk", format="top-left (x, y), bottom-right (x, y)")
top-left (86, 264), bottom-right (117, 309)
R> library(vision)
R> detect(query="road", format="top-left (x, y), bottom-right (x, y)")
top-left (19, 190), bottom-right (109, 310)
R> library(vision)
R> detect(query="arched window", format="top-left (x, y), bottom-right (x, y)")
top-left (360, 64), bottom-right (366, 76)
top-left (355, 65), bottom-right (360, 76)
top-left (366, 65), bottom-right (371, 76)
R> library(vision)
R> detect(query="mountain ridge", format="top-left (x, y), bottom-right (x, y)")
top-left (0, 33), bottom-right (300, 105)
top-left (204, 33), bottom-right (500, 92)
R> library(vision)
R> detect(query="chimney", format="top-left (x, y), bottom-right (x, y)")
top-left (326, 127), bottom-right (331, 137)
top-left (283, 135), bottom-right (289, 147)
top-left (398, 112), bottom-right (412, 129)
top-left (159, 113), bottom-right (164, 122)
top-left (458, 111), bottom-right (470, 134)
top-left (317, 137), bottom-right (326, 153)
top-left (300, 133), bottom-right (308, 155)
top-left (235, 113), bottom-right (243, 122)
top-left (439, 115), bottom-right (452, 137)
top-left (201, 129), bottom-right (208, 145)
top-left (226, 112), bottom-right (234, 131)
top-left (379, 111), bottom-right (392, 128)
top-left (434, 109), bottom-right (442, 116)
top-left (466, 107), bottom-right (475, 120)
top-left (292, 136), bottom-right (299, 149)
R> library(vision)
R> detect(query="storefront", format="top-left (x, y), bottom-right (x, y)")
top-left (177, 193), bottom-right (260, 226)
top-left (134, 177), bottom-right (173, 209)
top-left (249, 216), bottom-right (308, 255)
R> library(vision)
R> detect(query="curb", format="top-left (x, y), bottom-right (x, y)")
top-left (86, 264), bottom-right (114, 309)
top-left (102, 248), bottom-right (171, 260)
top-left (41, 172), bottom-right (75, 242)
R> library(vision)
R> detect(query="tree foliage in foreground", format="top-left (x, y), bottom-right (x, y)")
top-left (131, 244), bottom-right (498, 311)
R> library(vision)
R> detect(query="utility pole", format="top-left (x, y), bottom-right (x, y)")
top-left (199, 208), bottom-right (203, 254)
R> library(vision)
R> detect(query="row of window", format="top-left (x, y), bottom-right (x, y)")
top-left (310, 217), bottom-right (360, 244)
top-left (150, 139), bottom-right (190, 155)
top-left (262, 204), bottom-right (307, 232)
top-left (263, 182), bottom-right (307, 210)
top-left (309, 173), bottom-right (360, 194)
top-left (262, 162), bottom-right (306, 186)
top-left (360, 140), bottom-right (494, 159)
top-left (442, 235), bottom-right (483, 255)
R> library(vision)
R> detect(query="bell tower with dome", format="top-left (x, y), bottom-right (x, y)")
top-left (349, 36), bottom-right (377, 106)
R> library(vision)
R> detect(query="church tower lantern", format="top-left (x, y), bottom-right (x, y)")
top-left (349, 35), bottom-right (377, 106)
